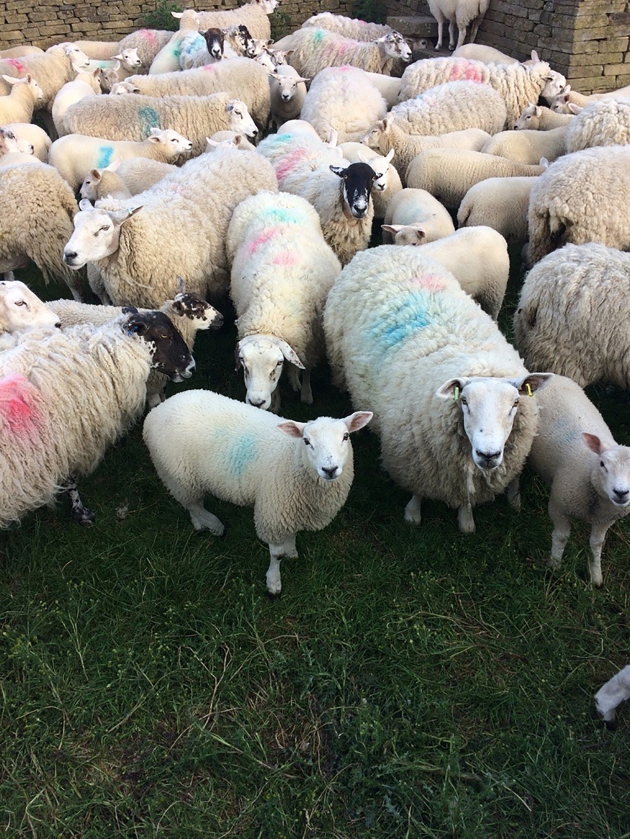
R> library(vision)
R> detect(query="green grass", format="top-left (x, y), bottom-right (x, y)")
top-left (2, 251), bottom-right (630, 838)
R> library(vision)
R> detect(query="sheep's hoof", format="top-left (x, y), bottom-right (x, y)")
top-left (71, 507), bottom-right (96, 527)
top-left (266, 589), bottom-right (282, 601)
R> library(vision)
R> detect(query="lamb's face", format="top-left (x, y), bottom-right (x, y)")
top-left (540, 70), bottom-right (567, 103)
top-left (149, 128), bottom-right (193, 158)
top-left (63, 204), bottom-right (130, 268)
top-left (584, 434), bottom-right (630, 508)
top-left (379, 33), bottom-right (412, 62)
top-left (226, 99), bottom-right (258, 139)
top-left (0, 280), bottom-right (60, 332)
top-left (120, 48), bottom-right (142, 69)
top-left (236, 336), bottom-right (303, 411)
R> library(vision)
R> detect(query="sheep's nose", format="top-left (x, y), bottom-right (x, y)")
top-left (63, 250), bottom-right (77, 264)
top-left (321, 465), bottom-right (339, 480)
top-left (247, 397), bottom-right (265, 408)
top-left (475, 449), bottom-right (501, 468)
top-left (613, 488), bottom-right (629, 503)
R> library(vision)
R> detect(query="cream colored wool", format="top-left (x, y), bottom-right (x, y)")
top-left (515, 104), bottom-right (574, 130)
top-left (391, 82), bottom-right (507, 137)
top-left (482, 125), bottom-right (567, 164)
top-left (0, 76), bottom-right (42, 124)
top-left (566, 99), bottom-right (630, 153)
top-left (115, 159), bottom-right (175, 194)
top-left (1, 123), bottom-right (50, 161)
top-left (0, 48), bottom-right (87, 107)
top-left (285, 29), bottom-right (406, 78)
top-left (458, 176), bottom-right (538, 245)
top-left (184, 0), bottom-right (273, 41)
top-left (301, 12), bottom-right (394, 40)
top-left (117, 29), bottom-right (172, 72)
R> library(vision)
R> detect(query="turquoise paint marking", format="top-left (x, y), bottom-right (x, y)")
top-left (138, 106), bottom-right (160, 138)
top-left (370, 291), bottom-right (431, 352)
top-left (312, 29), bottom-right (324, 45)
top-left (96, 145), bottom-right (114, 169)
top-left (225, 432), bottom-right (259, 478)
top-left (266, 207), bottom-right (302, 224)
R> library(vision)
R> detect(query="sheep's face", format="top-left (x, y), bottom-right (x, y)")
top-left (122, 310), bottom-right (195, 382)
top-left (236, 336), bottom-right (304, 412)
top-left (330, 162), bottom-right (377, 220)
top-left (270, 72), bottom-right (308, 102)
top-left (119, 48), bottom-right (142, 69)
top-left (514, 104), bottom-right (541, 129)
top-left (171, 291), bottom-right (223, 331)
top-left (0, 280), bottom-right (60, 332)
top-left (277, 412), bottom-right (372, 482)
top-left (148, 128), bottom-right (193, 158)
top-left (63, 202), bottom-right (138, 268)
top-left (381, 223), bottom-right (426, 246)
top-left (226, 99), bottom-right (258, 139)
top-left (379, 33), bottom-right (412, 62)
top-left (437, 374), bottom-right (552, 472)
top-left (204, 29), bottom-right (225, 59)
top-left (540, 70), bottom-right (567, 103)
top-left (584, 434), bottom-right (630, 508)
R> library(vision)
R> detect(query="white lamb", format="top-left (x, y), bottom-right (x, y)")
top-left (481, 126), bottom-right (567, 164)
top-left (0, 278), bottom-right (60, 334)
top-left (510, 374), bottom-right (630, 588)
top-left (49, 129), bottom-right (193, 190)
top-left (51, 70), bottom-right (101, 136)
top-left (300, 12), bottom-right (394, 41)
top-left (174, 0), bottom-right (278, 42)
top-left (227, 191), bottom-right (342, 411)
top-left (0, 45), bottom-right (91, 107)
top-left (381, 187), bottom-right (455, 245)
top-left (143, 389), bottom-right (372, 596)
top-left (565, 98), bottom-right (630, 154)
top-left (0, 75), bottom-right (43, 124)
top-left (551, 82), bottom-right (630, 111)
top-left (116, 29), bottom-right (173, 73)
top-left (428, 0), bottom-right (490, 50)
top-left (0, 123), bottom-right (50, 161)
top-left (595, 665), bottom-right (630, 728)
top-left (457, 176), bottom-right (539, 245)
top-left (514, 102), bottom-right (578, 130)
top-left (79, 166), bottom-right (133, 202)
top-left (268, 64), bottom-right (309, 130)
top-left (323, 245), bottom-right (551, 532)
top-left (451, 44), bottom-right (520, 63)
top-left (148, 10), bottom-right (201, 75)
top-left (283, 29), bottom-right (412, 78)
top-left (0, 151), bottom-right (41, 169)
top-left (337, 144), bottom-right (400, 218)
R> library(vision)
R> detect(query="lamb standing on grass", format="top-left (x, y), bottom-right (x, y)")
top-left (510, 375), bottom-right (630, 588)
top-left (143, 389), bottom-right (372, 596)
top-left (324, 246), bottom-right (551, 532)
top-left (595, 665), bottom-right (630, 728)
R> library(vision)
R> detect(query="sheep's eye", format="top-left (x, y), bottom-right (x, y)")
top-left (460, 397), bottom-right (467, 406)
top-left (303, 438), bottom-right (310, 446)
top-left (600, 460), bottom-right (606, 468)
top-left (342, 432), bottom-right (349, 441)
top-left (14, 299), bottom-right (26, 306)
top-left (512, 400), bottom-right (519, 409)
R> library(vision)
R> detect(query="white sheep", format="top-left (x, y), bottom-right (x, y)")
top-left (481, 125), bottom-right (566, 164)
top-left (0, 45), bottom-right (45, 59)
top-left (79, 165), bottom-right (133, 202)
top-left (457, 176), bottom-right (539, 245)
top-left (0, 310), bottom-right (194, 528)
top-left (0, 75), bottom-right (43, 124)
top-left (227, 191), bottom-right (342, 410)
top-left (116, 29), bottom-right (173, 73)
top-left (511, 374), bottom-right (630, 588)
top-left (565, 98), bottom-right (630, 154)
top-left (284, 29), bottom-right (412, 78)
top-left (551, 82), bottom-right (630, 112)
top-left (595, 665), bottom-right (630, 728)
top-left (300, 12), bottom-right (394, 40)
top-left (0, 151), bottom-right (41, 169)
top-left (49, 128), bottom-right (193, 190)
top-left (363, 115), bottom-right (491, 182)
top-left (0, 277), bottom-right (60, 333)
top-left (0, 123), bottom-right (50, 161)
top-left (143, 389), bottom-right (372, 595)
top-left (323, 245), bottom-right (551, 532)
top-left (451, 43), bottom-right (520, 63)
top-left (73, 40), bottom-right (121, 60)
top-left (174, 0), bottom-right (278, 42)
top-left (62, 146), bottom-right (278, 308)
top-left (0, 127), bottom-right (33, 158)
top-left (362, 70), bottom-right (402, 107)
top-left (51, 70), bottom-right (101, 136)
top-left (114, 158), bottom-right (176, 194)
top-left (527, 146), bottom-right (630, 264)
top-left (63, 92), bottom-right (258, 158)
top-left (399, 58), bottom-right (566, 126)
top-left (149, 10), bottom-right (202, 75)
top-left (381, 187), bottom-right (455, 245)
top-left (337, 144), bottom-right (401, 218)
top-left (514, 102), bottom-right (577, 130)
top-left (390, 80), bottom-right (507, 137)
top-left (406, 148), bottom-right (544, 209)
top-left (428, 0), bottom-right (490, 50)
top-left (98, 51), bottom-right (144, 92)
top-left (0, 45), bottom-right (91, 107)
top-left (207, 130), bottom-right (256, 150)
top-left (269, 64), bottom-right (309, 130)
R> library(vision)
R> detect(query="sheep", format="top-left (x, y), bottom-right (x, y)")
top-left (49, 128), bottom-right (193, 190)
top-left (300, 12), bottom-right (394, 41)
top-left (0, 45), bottom-right (91, 108)
top-left (148, 10), bottom-right (202, 75)
top-left (115, 158), bottom-right (177, 194)
top-left (565, 99), bottom-right (630, 154)
top-left (428, 0), bottom-right (490, 51)
top-left (62, 146), bottom-right (278, 308)
top-left (178, 30), bottom-right (219, 71)
top-left (0, 45), bottom-right (45, 59)
top-left (451, 44), bottom-right (520, 64)
top-left (595, 665), bottom-right (630, 728)
top-left (527, 146), bottom-right (630, 264)
top-left (514, 243), bottom-right (630, 391)
top-left (207, 130), bottom-right (256, 150)
top-left (337, 144), bottom-right (401, 218)
top-left (227, 191), bottom-right (342, 411)
top-left (406, 148), bottom-right (544, 209)
top-left (0, 75), bottom-right (43, 124)
top-left (119, 59), bottom-right (272, 131)
top-left (0, 151), bottom-right (41, 169)
top-left (62, 92), bottom-right (258, 158)
top-left (300, 65), bottom-right (387, 144)
top-left (0, 162), bottom-right (85, 301)
top-left (0, 278), bottom-right (60, 334)
top-left (116, 29), bottom-right (173, 73)
top-left (98, 51), bottom-right (144, 93)
top-left (143, 388), bottom-right (372, 595)
top-left (0, 125), bottom-right (33, 155)
top-left (363, 115), bottom-right (491, 181)
top-left (510, 375), bottom-right (630, 588)
top-left (269, 64), bottom-right (309, 130)
top-left (174, 0), bottom-right (278, 41)
top-left (515, 102), bottom-right (578, 130)
top-left (390, 81), bottom-right (507, 137)
top-left (51, 70), bottom-right (101, 136)
top-left (323, 245), bottom-right (551, 532)
top-left (0, 310), bottom-right (194, 528)
top-left (381, 187), bottom-right (455, 245)
top-left (284, 29), bottom-right (412, 78)
top-left (481, 126), bottom-right (567, 164)
top-left (73, 40), bottom-right (121, 60)
top-left (47, 283), bottom-right (223, 408)
top-left (551, 83), bottom-right (630, 112)
top-left (79, 165), bottom-right (133, 202)
top-left (0, 123), bottom-right (50, 161)
top-left (457, 176), bottom-right (539, 245)
top-left (362, 70), bottom-right (402, 107)
top-left (399, 58), bottom-right (566, 126)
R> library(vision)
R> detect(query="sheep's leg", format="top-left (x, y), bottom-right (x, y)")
top-left (448, 20), bottom-right (457, 51)
top-left (434, 14), bottom-right (445, 50)
top-left (63, 478), bottom-right (95, 526)
top-left (588, 521), bottom-right (611, 588)
top-left (404, 494), bottom-right (422, 525)
top-left (286, 364), bottom-right (301, 392)
top-left (506, 476), bottom-right (521, 512)
top-left (300, 369), bottom-right (313, 405)
top-left (595, 664), bottom-right (630, 729)
top-left (266, 534), bottom-right (298, 597)
top-left (469, 15), bottom-right (483, 43)
top-left (458, 502), bottom-right (475, 534)
top-left (548, 504), bottom-right (571, 569)
top-left (187, 499), bottom-right (225, 536)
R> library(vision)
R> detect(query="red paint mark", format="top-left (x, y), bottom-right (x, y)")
top-left (411, 273), bottom-right (447, 292)
top-left (274, 147), bottom-right (309, 181)
top-left (246, 228), bottom-right (279, 256)
top-left (202, 63), bottom-right (216, 71)
top-left (0, 373), bottom-right (43, 437)
top-left (337, 64), bottom-right (353, 72)
top-left (6, 58), bottom-right (25, 74)
top-left (139, 29), bottom-right (157, 44)
top-left (271, 251), bottom-right (298, 266)
top-left (448, 60), bottom-right (484, 83)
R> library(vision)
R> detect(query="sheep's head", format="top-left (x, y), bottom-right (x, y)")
top-left (584, 434), bottom-right (630, 509)
top-left (148, 127), bottom-right (193, 159)
top-left (226, 99), bottom-right (258, 139)
top-left (122, 310), bottom-right (195, 382)
top-left (330, 161), bottom-right (377, 220)
top-left (0, 279), bottom-right (60, 332)
top-left (63, 200), bottom-right (142, 268)
top-left (540, 68), bottom-right (567, 103)
top-left (378, 32), bottom-right (412, 62)
top-left (514, 102), bottom-right (541, 129)
top-left (362, 113), bottom-right (394, 152)
top-left (236, 334), bottom-right (304, 412)
top-left (170, 279), bottom-right (223, 330)
top-left (204, 28), bottom-right (225, 60)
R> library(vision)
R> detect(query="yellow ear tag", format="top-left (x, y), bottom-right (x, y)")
top-left (525, 383), bottom-right (533, 397)
top-left (453, 386), bottom-right (460, 401)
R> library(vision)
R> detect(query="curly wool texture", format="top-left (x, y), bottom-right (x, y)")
top-left (227, 191), bottom-right (341, 371)
top-left (390, 82), bottom-right (507, 136)
top-left (514, 243), bottom-right (630, 388)
top-left (94, 147), bottom-right (278, 308)
top-left (300, 66), bottom-right (388, 144)
top-left (482, 125), bottom-right (567, 164)
top-left (399, 58), bottom-right (557, 126)
top-left (406, 148), bottom-right (543, 209)
top-left (286, 29), bottom-right (402, 78)
top-left (0, 162), bottom-right (83, 299)
top-left (323, 246), bottom-right (539, 510)
top-left (527, 145), bottom-right (630, 264)
top-left (301, 12), bottom-right (394, 40)
top-left (117, 29), bottom-right (172, 71)
top-left (0, 321), bottom-right (153, 527)
top-left (63, 91), bottom-right (243, 157)
top-left (191, 2), bottom-right (272, 40)
top-left (0, 50), bottom-right (79, 106)
top-left (566, 98), bottom-right (630, 153)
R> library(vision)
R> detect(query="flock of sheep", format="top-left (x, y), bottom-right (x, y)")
top-left (1, 0), bottom-right (630, 724)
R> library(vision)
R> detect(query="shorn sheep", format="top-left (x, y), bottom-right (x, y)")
top-left (324, 246), bottom-right (551, 533)
top-left (284, 29), bottom-right (412, 78)
top-left (0, 310), bottom-right (194, 527)
top-left (62, 147), bottom-right (278, 308)
top-left (428, 0), bottom-right (490, 51)
top-left (143, 389), bottom-right (372, 596)
top-left (527, 146), bottom-right (630, 264)
top-left (227, 191), bottom-right (342, 411)
top-left (511, 374), bottom-right (630, 588)
top-left (457, 176), bottom-right (539, 245)
top-left (514, 243), bottom-right (630, 390)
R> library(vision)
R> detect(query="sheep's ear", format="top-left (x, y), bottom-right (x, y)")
top-left (381, 224), bottom-right (402, 234)
top-left (583, 433), bottom-right (609, 455)
top-left (125, 314), bottom-right (149, 336)
top-left (234, 345), bottom-right (243, 372)
top-left (122, 305), bottom-right (139, 314)
top-left (539, 157), bottom-right (549, 168)
top-left (273, 338), bottom-right (305, 369)
top-left (147, 133), bottom-right (162, 143)
top-left (276, 420), bottom-right (305, 439)
top-left (511, 372), bottom-right (553, 394)
top-left (93, 67), bottom-right (101, 78)
top-left (530, 49), bottom-right (539, 62)
top-left (122, 205), bottom-right (143, 223)
top-left (1, 75), bottom-right (19, 85)
top-left (172, 11), bottom-right (183, 17)
top-left (206, 138), bottom-right (219, 148)
top-left (89, 168), bottom-right (102, 180)
top-left (329, 165), bottom-right (346, 177)
top-left (384, 112), bottom-right (395, 128)
top-left (112, 53), bottom-right (124, 60)
top-left (436, 378), bottom-right (469, 400)
top-left (383, 148), bottom-right (395, 164)
top-left (105, 159), bottom-right (121, 171)
top-left (568, 103), bottom-right (582, 114)
top-left (297, 76), bottom-right (310, 83)
top-left (25, 73), bottom-right (33, 83)
top-left (176, 275), bottom-right (186, 294)
top-left (343, 411), bottom-right (373, 433)
top-left (414, 228), bottom-right (426, 242)
top-left (535, 105), bottom-right (542, 116)
top-left (232, 134), bottom-right (243, 144)
top-left (79, 198), bottom-right (95, 211)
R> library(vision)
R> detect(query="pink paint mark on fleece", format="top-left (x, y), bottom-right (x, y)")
top-left (274, 147), bottom-right (309, 181)
top-left (410, 273), bottom-right (447, 293)
top-left (0, 373), bottom-right (43, 438)
top-left (6, 58), bottom-right (25, 74)
top-left (202, 63), bottom-right (216, 71)
top-left (140, 29), bottom-right (158, 44)
top-left (448, 60), bottom-right (484, 84)
top-left (246, 228), bottom-right (279, 256)
top-left (272, 251), bottom-right (299, 266)
top-left (337, 64), bottom-right (353, 72)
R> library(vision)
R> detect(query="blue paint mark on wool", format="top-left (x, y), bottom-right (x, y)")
top-left (96, 146), bottom-right (114, 169)
top-left (312, 29), bottom-right (324, 45)
top-left (266, 207), bottom-right (302, 224)
top-left (225, 432), bottom-right (259, 478)
top-left (138, 106), bottom-right (160, 138)
top-left (370, 291), bottom-right (431, 352)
